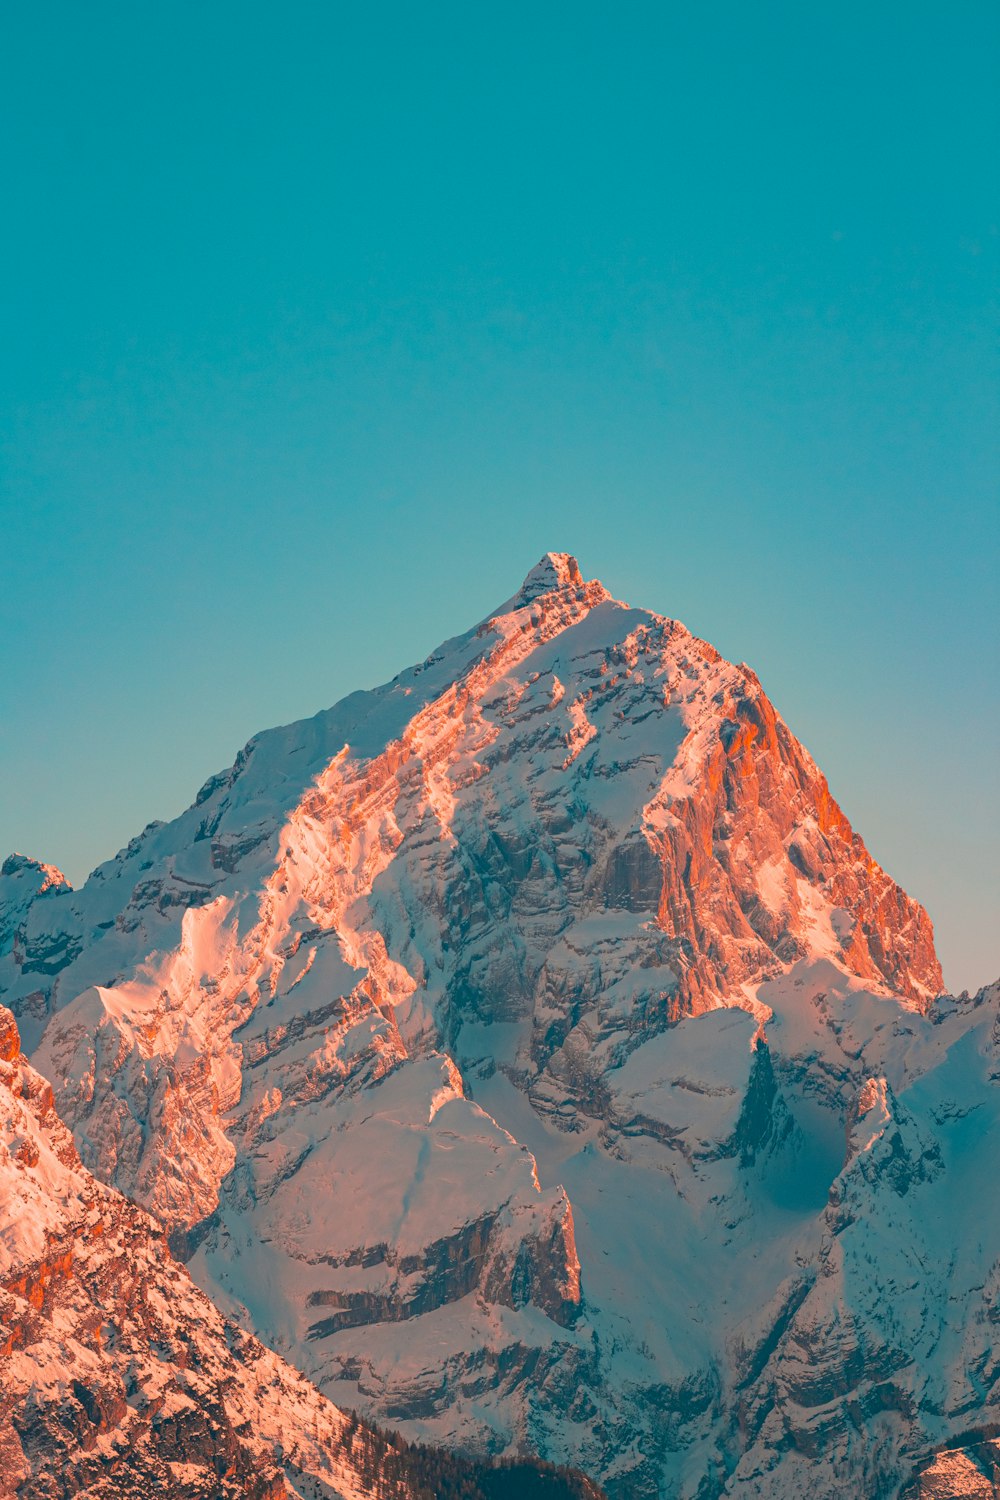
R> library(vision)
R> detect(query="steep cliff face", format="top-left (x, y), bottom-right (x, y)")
top-left (0, 1006), bottom-right (410, 1500)
top-left (1, 555), bottom-right (991, 1499)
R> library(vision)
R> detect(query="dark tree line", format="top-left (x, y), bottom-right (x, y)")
top-left (334, 1409), bottom-right (607, 1500)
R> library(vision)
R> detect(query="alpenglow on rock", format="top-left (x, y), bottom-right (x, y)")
top-left (0, 1004), bottom-right (416, 1499)
top-left (2, 554), bottom-right (996, 1500)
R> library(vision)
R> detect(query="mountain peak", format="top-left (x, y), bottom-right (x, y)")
top-left (1, 853), bottom-right (70, 892)
top-left (2, 556), bottom-right (970, 1500)
top-left (514, 551), bottom-right (585, 604)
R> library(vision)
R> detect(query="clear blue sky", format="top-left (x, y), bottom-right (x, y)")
top-left (1, 2), bottom-right (997, 991)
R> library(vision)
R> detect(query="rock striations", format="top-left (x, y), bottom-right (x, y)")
top-left (1, 554), bottom-right (995, 1499)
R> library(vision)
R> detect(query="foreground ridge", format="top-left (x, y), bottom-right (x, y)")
top-left (0, 1006), bottom-right (391, 1499)
top-left (2, 554), bottom-right (995, 1500)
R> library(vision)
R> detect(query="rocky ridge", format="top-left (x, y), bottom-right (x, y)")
top-left (0, 1005), bottom-right (408, 1499)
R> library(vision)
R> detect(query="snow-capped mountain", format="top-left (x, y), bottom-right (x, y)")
top-left (2, 554), bottom-right (995, 1498)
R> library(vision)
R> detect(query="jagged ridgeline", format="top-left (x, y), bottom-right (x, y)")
top-left (2, 554), bottom-right (997, 1499)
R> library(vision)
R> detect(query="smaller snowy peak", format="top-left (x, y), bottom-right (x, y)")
top-left (512, 551), bottom-right (587, 604)
top-left (0, 854), bottom-right (71, 955)
top-left (0, 854), bottom-right (70, 894)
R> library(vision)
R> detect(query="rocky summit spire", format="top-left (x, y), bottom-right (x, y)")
top-left (513, 551), bottom-right (585, 604)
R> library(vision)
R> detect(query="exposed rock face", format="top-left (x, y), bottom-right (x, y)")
top-left (0, 1004), bottom-right (407, 1499)
top-left (639, 659), bottom-right (941, 1014)
top-left (0, 554), bottom-right (992, 1498)
top-left (903, 1440), bottom-right (1000, 1498)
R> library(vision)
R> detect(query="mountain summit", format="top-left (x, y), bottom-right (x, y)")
top-left (509, 550), bottom-right (587, 604)
top-left (2, 556), bottom-right (994, 1499)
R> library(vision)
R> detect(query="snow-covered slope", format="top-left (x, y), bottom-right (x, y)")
top-left (2, 554), bottom-right (994, 1498)
top-left (0, 1004), bottom-right (412, 1500)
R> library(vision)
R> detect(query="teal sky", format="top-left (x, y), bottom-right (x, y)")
top-left (1, 2), bottom-right (997, 991)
